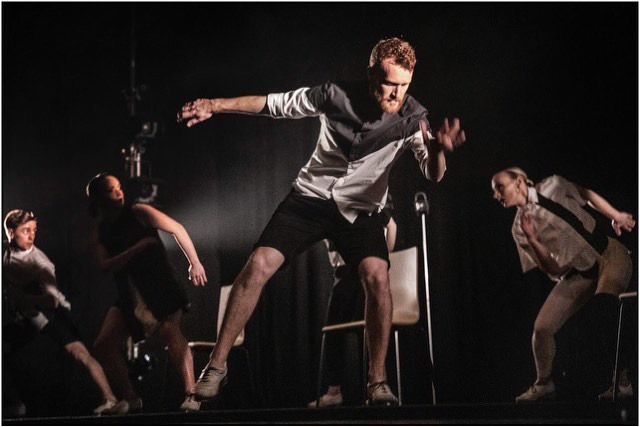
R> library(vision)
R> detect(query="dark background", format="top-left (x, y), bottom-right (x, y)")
top-left (2, 2), bottom-right (637, 416)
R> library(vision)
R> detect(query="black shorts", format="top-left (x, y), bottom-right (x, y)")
top-left (3, 307), bottom-right (81, 351)
top-left (256, 191), bottom-right (389, 269)
top-left (41, 307), bottom-right (82, 346)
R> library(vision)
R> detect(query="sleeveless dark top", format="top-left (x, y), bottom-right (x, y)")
top-left (98, 205), bottom-right (188, 322)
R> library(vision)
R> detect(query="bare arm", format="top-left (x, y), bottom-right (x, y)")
top-left (34, 267), bottom-right (71, 310)
top-left (520, 212), bottom-right (567, 277)
top-left (178, 96), bottom-right (268, 128)
top-left (575, 184), bottom-right (636, 236)
top-left (88, 224), bottom-right (156, 274)
top-left (132, 204), bottom-right (207, 286)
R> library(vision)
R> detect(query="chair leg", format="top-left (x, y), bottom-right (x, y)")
top-left (315, 332), bottom-right (327, 408)
top-left (362, 328), bottom-right (368, 404)
top-left (612, 299), bottom-right (625, 402)
top-left (239, 347), bottom-right (257, 405)
top-left (394, 329), bottom-right (402, 406)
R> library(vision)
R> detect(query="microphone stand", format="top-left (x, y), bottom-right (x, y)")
top-left (415, 191), bottom-right (437, 404)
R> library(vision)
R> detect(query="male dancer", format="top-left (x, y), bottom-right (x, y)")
top-left (178, 37), bottom-right (465, 405)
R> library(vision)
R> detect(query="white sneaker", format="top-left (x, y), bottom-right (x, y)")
top-left (366, 381), bottom-right (398, 406)
top-left (515, 381), bottom-right (556, 402)
top-left (598, 383), bottom-right (634, 400)
top-left (195, 362), bottom-right (228, 400)
top-left (93, 399), bottom-right (129, 415)
top-left (180, 392), bottom-right (201, 412)
top-left (307, 392), bottom-right (344, 408)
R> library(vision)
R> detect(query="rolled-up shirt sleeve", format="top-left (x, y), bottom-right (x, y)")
top-left (405, 116), bottom-right (434, 178)
top-left (267, 86), bottom-right (326, 119)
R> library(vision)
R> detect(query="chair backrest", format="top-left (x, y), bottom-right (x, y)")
top-left (389, 246), bottom-right (419, 326)
top-left (218, 285), bottom-right (245, 347)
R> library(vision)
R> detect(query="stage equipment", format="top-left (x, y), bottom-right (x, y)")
top-left (127, 337), bottom-right (156, 382)
top-left (120, 7), bottom-right (162, 205)
top-left (414, 191), bottom-right (436, 404)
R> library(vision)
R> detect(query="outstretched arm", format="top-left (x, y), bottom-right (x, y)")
top-left (575, 184), bottom-right (636, 236)
top-left (178, 96), bottom-right (268, 127)
top-left (520, 212), bottom-right (566, 277)
top-left (419, 118), bottom-right (466, 182)
top-left (132, 204), bottom-right (207, 286)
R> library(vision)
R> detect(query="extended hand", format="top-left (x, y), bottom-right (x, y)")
top-left (435, 118), bottom-right (466, 152)
top-left (520, 212), bottom-right (537, 240)
top-left (188, 262), bottom-right (208, 286)
top-left (612, 211), bottom-right (636, 236)
top-left (177, 99), bottom-right (215, 127)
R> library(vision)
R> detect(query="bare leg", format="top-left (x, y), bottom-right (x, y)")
top-left (358, 256), bottom-right (392, 384)
top-left (157, 311), bottom-right (195, 394)
top-left (94, 307), bottom-right (139, 401)
top-left (532, 275), bottom-right (594, 384)
top-left (65, 341), bottom-right (117, 402)
top-left (209, 247), bottom-right (285, 368)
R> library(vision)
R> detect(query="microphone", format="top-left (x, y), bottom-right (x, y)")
top-left (414, 192), bottom-right (430, 216)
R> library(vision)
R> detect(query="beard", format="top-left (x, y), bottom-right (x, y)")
top-left (379, 98), bottom-right (402, 114)
top-left (371, 87), bottom-right (403, 114)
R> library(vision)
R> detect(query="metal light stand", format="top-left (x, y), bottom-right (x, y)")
top-left (414, 191), bottom-right (437, 404)
top-left (120, 7), bottom-right (162, 206)
top-left (122, 6), bottom-right (144, 181)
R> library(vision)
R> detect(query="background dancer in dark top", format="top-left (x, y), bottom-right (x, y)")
top-left (86, 173), bottom-right (207, 412)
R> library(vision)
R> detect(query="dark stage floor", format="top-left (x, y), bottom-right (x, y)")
top-left (3, 401), bottom-right (637, 425)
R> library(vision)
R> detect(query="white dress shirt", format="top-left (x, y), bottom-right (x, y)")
top-left (267, 81), bottom-right (434, 223)
top-left (3, 245), bottom-right (70, 329)
top-left (512, 175), bottom-right (604, 281)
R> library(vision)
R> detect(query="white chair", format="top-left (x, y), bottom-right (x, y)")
top-left (189, 285), bottom-right (245, 350)
top-left (315, 246), bottom-right (419, 406)
top-left (612, 291), bottom-right (637, 401)
top-left (156, 285), bottom-right (252, 406)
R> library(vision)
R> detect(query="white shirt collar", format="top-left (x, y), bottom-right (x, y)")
top-left (517, 186), bottom-right (538, 214)
top-left (10, 245), bottom-right (35, 256)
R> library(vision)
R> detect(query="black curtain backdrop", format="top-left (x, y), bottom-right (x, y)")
top-left (2, 3), bottom-right (637, 415)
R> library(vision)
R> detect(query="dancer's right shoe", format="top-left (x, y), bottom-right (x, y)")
top-left (366, 381), bottom-right (399, 406)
